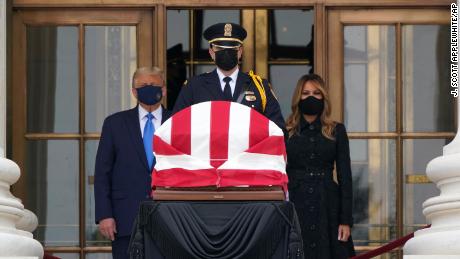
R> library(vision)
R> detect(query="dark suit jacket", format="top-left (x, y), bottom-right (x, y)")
top-left (172, 69), bottom-right (286, 130)
top-left (94, 105), bottom-right (171, 237)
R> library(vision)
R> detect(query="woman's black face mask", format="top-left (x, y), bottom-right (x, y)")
top-left (214, 49), bottom-right (239, 71)
top-left (298, 96), bottom-right (324, 115)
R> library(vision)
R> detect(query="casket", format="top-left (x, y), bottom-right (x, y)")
top-left (129, 101), bottom-right (304, 259)
top-left (151, 101), bottom-right (288, 200)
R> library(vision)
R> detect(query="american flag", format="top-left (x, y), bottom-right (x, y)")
top-left (151, 101), bottom-right (288, 190)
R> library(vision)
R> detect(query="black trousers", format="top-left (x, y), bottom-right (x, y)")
top-left (112, 236), bottom-right (130, 259)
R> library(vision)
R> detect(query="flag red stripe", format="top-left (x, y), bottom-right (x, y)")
top-left (154, 136), bottom-right (183, 155)
top-left (218, 169), bottom-right (288, 191)
top-left (249, 109), bottom-right (269, 148)
top-left (171, 106), bottom-right (191, 155)
top-left (152, 168), bottom-right (217, 187)
top-left (210, 102), bottom-right (230, 168)
top-left (245, 135), bottom-right (286, 156)
top-left (153, 169), bottom-right (287, 190)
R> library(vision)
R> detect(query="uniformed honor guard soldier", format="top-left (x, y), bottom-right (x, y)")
top-left (172, 22), bottom-right (286, 130)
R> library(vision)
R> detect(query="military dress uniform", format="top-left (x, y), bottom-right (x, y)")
top-left (173, 69), bottom-right (285, 130)
top-left (172, 22), bottom-right (285, 130)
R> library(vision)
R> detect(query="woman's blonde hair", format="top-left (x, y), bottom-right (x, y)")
top-left (286, 74), bottom-right (336, 140)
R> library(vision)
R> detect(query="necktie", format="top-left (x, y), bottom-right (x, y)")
top-left (223, 76), bottom-right (232, 101)
top-left (143, 113), bottom-right (155, 170)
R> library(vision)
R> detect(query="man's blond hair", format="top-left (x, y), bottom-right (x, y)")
top-left (132, 66), bottom-right (164, 88)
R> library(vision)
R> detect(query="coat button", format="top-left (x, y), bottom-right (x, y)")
top-left (309, 206), bottom-right (315, 212)
top-left (309, 125), bottom-right (315, 130)
top-left (310, 224), bottom-right (316, 230)
top-left (309, 154), bottom-right (315, 159)
top-left (309, 137), bottom-right (315, 142)
top-left (310, 242), bottom-right (316, 248)
top-left (308, 187), bottom-right (314, 193)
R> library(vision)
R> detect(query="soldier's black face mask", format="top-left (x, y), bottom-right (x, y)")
top-left (298, 96), bottom-right (324, 115)
top-left (214, 49), bottom-right (238, 71)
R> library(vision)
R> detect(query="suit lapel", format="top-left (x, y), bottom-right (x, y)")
top-left (161, 107), bottom-right (171, 123)
top-left (125, 106), bottom-right (150, 172)
top-left (233, 71), bottom-right (251, 102)
top-left (204, 69), bottom-right (225, 100)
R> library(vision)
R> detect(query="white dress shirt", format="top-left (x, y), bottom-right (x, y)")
top-left (139, 105), bottom-right (163, 138)
top-left (216, 67), bottom-right (239, 96)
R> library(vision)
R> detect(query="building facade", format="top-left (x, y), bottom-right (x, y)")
top-left (1, 0), bottom-right (455, 258)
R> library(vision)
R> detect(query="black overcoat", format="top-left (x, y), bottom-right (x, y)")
top-left (286, 116), bottom-right (355, 259)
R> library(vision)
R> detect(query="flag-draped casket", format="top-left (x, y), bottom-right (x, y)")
top-left (151, 101), bottom-right (288, 191)
top-left (128, 101), bottom-right (304, 259)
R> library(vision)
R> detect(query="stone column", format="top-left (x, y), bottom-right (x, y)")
top-left (0, 2), bottom-right (44, 258)
top-left (0, 0), bottom-right (6, 158)
top-left (404, 97), bottom-right (460, 257)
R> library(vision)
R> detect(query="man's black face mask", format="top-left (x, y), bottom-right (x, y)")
top-left (214, 49), bottom-right (238, 71)
top-left (136, 85), bottom-right (163, 105)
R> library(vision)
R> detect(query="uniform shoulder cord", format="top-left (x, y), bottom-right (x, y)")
top-left (248, 70), bottom-right (267, 112)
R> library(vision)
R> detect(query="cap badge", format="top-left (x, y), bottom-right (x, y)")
top-left (224, 23), bottom-right (232, 37)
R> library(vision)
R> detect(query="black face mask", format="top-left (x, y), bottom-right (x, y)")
top-left (136, 85), bottom-right (163, 105)
top-left (214, 49), bottom-right (238, 71)
top-left (298, 96), bottom-right (324, 115)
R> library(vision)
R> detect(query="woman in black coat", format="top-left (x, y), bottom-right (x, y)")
top-left (285, 74), bottom-right (355, 259)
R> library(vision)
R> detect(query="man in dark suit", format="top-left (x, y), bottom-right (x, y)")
top-left (173, 23), bottom-right (285, 130)
top-left (94, 67), bottom-right (171, 259)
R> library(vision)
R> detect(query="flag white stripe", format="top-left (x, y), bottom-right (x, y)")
top-left (155, 154), bottom-right (214, 171)
top-left (154, 118), bottom-right (172, 157)
top-left (227, 103), bottom-right (250, 159)
top-left (218, 152), bottom-right (286, 174)
top-left (162, 119), bottom-right (173, 144)
top-left (156, 152), bottom-right (286, 174)
top-left (190, 102), bottom-right (211, 162)
top-left (269, 120), bottom-right (283, 136)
